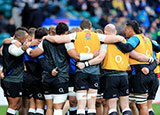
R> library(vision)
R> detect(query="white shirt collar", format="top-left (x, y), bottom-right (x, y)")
top-left (83, 29), bottom-right (90, 31)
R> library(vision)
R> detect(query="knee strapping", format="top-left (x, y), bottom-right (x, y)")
top-left (69, 87), bottom-right (76, 96)
top-left (53, 94), bottom-right (68, 104)
top-left (44, 94), bottom-right (53, 100)
top-left (76, 92), bottom-right (87, 100)
top-left (87, 93), bottom-right (97, 100)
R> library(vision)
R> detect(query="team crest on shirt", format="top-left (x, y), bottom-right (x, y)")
top-left (85, 33), bottom-right (91, 40)
top-left (141, 35), bottom-right (147, 44)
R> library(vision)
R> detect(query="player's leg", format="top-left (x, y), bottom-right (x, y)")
top-left (75, 72), bottom-right (88, 115)
top-left (96, 98), bottom-right (103, 115)
top-left (119, 75), bottom-right (131, 115)
top-left (53, 94), bottom-right (68, 115)
top-left (44, 95), bottom-right (53, 115)
top-left (87, 74), bottom-right (100, 115)
top-left (4, 82), bottom-right (23, 115)
top-left (147, 74), bottom-right (159, 115)
top-left (68, 75), bottom-right (77, 115)
top-left (28, 97), bottom-right (36, 115)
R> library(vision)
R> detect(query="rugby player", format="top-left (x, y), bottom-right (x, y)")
top-left (1, 30), bottom-right (28, 115)
top-left (115, 20), bottom-right (160, 115)
top-left (24, 27), bottom-right (48, 115)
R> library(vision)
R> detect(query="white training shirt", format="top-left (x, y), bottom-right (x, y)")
top-left (8, 44), bottom-right (24, 57)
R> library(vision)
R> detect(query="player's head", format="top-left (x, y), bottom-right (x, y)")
top-left (35, 27), bottom-right (48, 39)
top-left (104, 24), bottom-right (117, 35)
top-left (80, 19), bottom-right (92, 30)
top-left (118, 30), bottom-right (126, 39)
top-left (94, 29), bottom-right (103, 34)
top-left (28, 27), bottom-right (36, 41)
top-left (125, 20), bottom-right (142, 38)
top-left (69, 27), bottom-right (80, 33)
top-left (49, 25), bottom-right (56, 36)
top-left (14, 30), bottom-right (28, 43)
top-left (56, 23), bottom-right (69, 35)
top-left (16, 27), bottom-right (29, 33)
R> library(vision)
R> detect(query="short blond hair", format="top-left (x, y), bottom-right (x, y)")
top-left (70, 27), bottom-right (80, 33)
top-left (49, 25), bottom-right (56, 35)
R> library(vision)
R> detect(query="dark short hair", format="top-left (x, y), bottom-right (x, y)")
top-left (80, 19), bottom-right (92, 30)
top-left (28, 27), bottom-right (36, 37)
top-left (35, 27), bottom-right (48, 39)
top-left (56, 23), bottom-right (69, 35)
top-left (126, 20), bottom-right (142, 34)
top-left (16, 27), bottom-right (29, 33)
top-left (118, 30), bottom-right (126, 38)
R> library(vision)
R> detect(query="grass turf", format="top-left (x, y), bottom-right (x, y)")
top-left (0, 104), bottom-right (160, 115)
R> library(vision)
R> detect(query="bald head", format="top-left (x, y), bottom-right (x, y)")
top-left (104, 24), bottom-right (117, 35)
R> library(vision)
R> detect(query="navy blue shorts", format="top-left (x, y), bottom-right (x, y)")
top-left (24, 72), bottom-right (44, 100)
top-left (1, 80), bottom-right (23, 98)
top-left (103, 75), bottom-right (129, 99)
top-left (74, 72), bottom-right (100, 91)
top-left (131, 71), bottom-right (155, 95)
top-left (147, 74), bottom-right (159, 100)
top-left (42, 72), bottom-right (68, 94)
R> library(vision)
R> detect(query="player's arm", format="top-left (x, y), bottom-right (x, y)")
top-left (145, 60), bottom-right (157, 71)
top-left (140, 60), bottom-right (157, 75)
top-left (39, 58), bottom-right (53, 73)
top-left (98, 34), bottom-right (125, 44)
top-left (26, 41), bottom-right (44, 57)
top-left (2, 38), bottom-right (13, 44)
top-left (38, 55), bottom-right (58, 76)
top-left (114, 36), bottom-right (140, 53)
top-left (115, 42), bottom-right (134, 53)
top-left (65, 42), bottom-right (95, 61)
top-left (129, 50), bottom-right (154, 63)
top-left (76, 44), bottom-right (107, 69)
top-left (44, 33), bottom-right (76, 44)
top-left (88, 44), bottom-right (107, 65)
top-left (8, 44), bottom-right (26, 57)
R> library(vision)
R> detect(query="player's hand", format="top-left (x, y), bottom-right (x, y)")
top-left (25, 42), bottom-right (31, 47)
top-left (93, 50), bottom-right (99, 58)
top-left (42, 35), bottom-right (48, 40)
top-left (14, 41), bottom-right (22, 47)
top-left (0, 70), bottom-right (5, 79)
top-left (51, 67), bottom-right (58, 76)
top-left (30, 40), bottom-right (39, 46)
top-left (141, 67), bottom-right (149, 75)
top-left (148, 57), bottom-right (154, 63)
top-left (76, 62), bottom-right (85, 69)
top-left (2, 38), bottom-right (12, 45)
top-left (156, 59), bottom-right (159, 65)
top-left (117, 35), bottom-right (125, 42)
top-left (21, 42), bottom-right (29, 51)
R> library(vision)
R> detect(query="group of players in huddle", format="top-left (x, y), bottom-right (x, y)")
top-left (0, 19), bottom-right (159, 115)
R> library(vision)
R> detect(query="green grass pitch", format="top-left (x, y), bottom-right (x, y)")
top-left (0, 104), bottom-right (160, 115)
